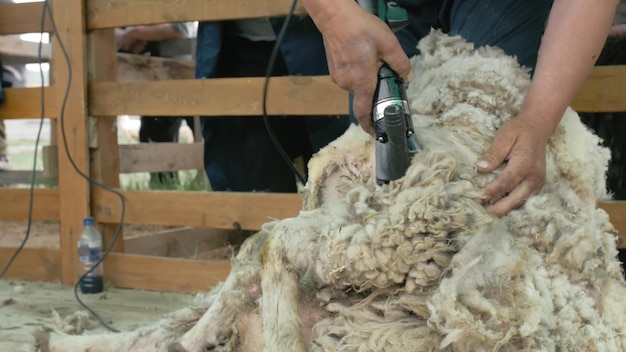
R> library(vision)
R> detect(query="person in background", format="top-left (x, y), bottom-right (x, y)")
top-left (195, 18), bottom-right (354, 193)
top-left (299, 0), bottom-right (619, 216)
top-left (116, 22), bottom-right (197, 187)
top-left (0, 58), bottom-right (26, 171)
top-left (0, 56), bottom-right (8, 171)
top-left (577, 0), bottom-right (626, 273)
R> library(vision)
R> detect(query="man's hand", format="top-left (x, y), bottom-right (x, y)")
top-left (116, 24), bottom-right (182, 54)
top-left (476, 0), bottom-right (618, 216)
top-left (305, 0), bottom-right (412, 134)
top-left (476, 114), bottom-right (551, 217)
top-left (117, 27), bottom-right (148, 54)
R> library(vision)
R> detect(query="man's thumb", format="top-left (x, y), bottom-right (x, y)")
top-left (476, 150), bottom-right (502, 173)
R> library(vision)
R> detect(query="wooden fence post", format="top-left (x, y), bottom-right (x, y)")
top-left (50, 0), bottom-right (91, 285)
top-left (87, 29), bottom-right (125, 253)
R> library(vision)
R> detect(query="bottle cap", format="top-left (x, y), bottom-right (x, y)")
top-left (83, 217), bottom-right (95, 226)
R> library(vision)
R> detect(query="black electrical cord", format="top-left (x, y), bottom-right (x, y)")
top-left (0, 0), bottom-right (48, 281)
top-left (0, 0), bottom-right (123, 333)
top-left (1, 0), bottom-right (299, 333)
top-left (262, 0), bottom-right (307, 186)
top-left (43, 0), bottom-right (123, 333)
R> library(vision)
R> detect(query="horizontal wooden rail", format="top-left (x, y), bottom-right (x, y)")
top-left (119, 143), bottom-right (204, 173)
top-left (0, 36), bottom-right (52, 62)
top-left (103, 253), bottom-right (230, 293)
top-left (86, 0), bottom-right (307, 29)
top-left (0, 170), bottom-right (46, 185)
top-left (89, 76), bottom-right (348, 117)
top-left (117, 53), bottom-right (195, 82)
top-left (0, 247), bottom-right (61, 282)
top-left (598, 201), bottom-right (626, 248)
top-left (89, 65), bottom-right (623, 118)
top-left (93, 188), bottom-right (302, 230)
top-left (0, 247), bottom-right (230, 293)
top-left (0, 189), bottom-right (60, 221)
top-left (0, 2), bottom-right (52, 35)
top-left (1, 203), bottom-right (623, 292)
top-left (572, 65), bottom-right (626, 112)
top-left (30, 143), bottom-right (203, 177)
top-left (92, 188), bottom-right (626, 246)
top-left (0, 87), bottom-right (57, 120)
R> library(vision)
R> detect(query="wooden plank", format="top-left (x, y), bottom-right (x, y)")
top-left (119, 142), bottom-right (204, 173)
top-left (86, 0), bottom-right (306, 30)
top-left (123, 227), bottom-right (244, 258)
top-left (0, 170), bottom-right (46, 184)
top-left (89, 76), bottom-right (349, 117)
top-left (598, 201), bottom-right (626, 249)
top-left (572, 66), bottom-right (626, 112)
top-left (117, 53), bottom-right (195, 82)
top-left (51, 0), bottom-right (91, 285)
top-left (0, 87), bottom-right (57, 120)
top-left (0, 36), bottom-right (52, 62)
top-left (93, 188), bottom-right (302, 231)
top-left (90, 65), bottom-right (626, 119)
top-left (104, 252), bottom-right (230, 293)
top-left (42, 145), bottom-right (59, 179)
top-left (88, 29), bottom-right (126, 253)
top-left (0, 188), bottom-right (60, 221)
top-left (36, 143), bottom-right (204, 177)
top-left (0, 247), bottom-right (62, 282)
top-left (0, 247), bottom-right (229, 293)
top-left (0, 2), bottom-right (53, 35)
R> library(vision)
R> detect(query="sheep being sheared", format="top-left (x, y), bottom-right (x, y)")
top-left (41, 30), bottom-right (626, 352)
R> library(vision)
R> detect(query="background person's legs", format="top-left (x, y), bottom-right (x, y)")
top-left (394, 0), bottom-right (553, 70)
top-left (139, 116), bottom-right (183, 186)
top-left (0, 120), bottom-right (8, 170)
top-left (440, 0), bottom-right (553, 71)
top-left (203, 30), bottom-right (311, 193)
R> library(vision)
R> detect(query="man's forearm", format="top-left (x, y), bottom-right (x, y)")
top-left (520, 0), bottom-right (618, 137)
top-left (130, 24), bottom-right (182, 42)
top-left (300, 0), bottom-right (362, 32)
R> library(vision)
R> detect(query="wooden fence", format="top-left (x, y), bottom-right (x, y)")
top-left (0, 0), bottom-right (625, 294)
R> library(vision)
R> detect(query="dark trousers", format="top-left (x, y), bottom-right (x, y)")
top-left (395, 0), bottom-right (554, 70)
top-left (139, 116), bottom-right (195, 184)
top-left (202, 32), bottom-right (351, 192)
top-left (349, 0), bottom-right (553, 127)
top-left (577, 34), bottom-right (626, 274)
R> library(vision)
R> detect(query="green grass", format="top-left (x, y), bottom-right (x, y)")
top-left (7, 139), bottom-right (48, 171)
top-left (120, 169), bottom-right (211, 191)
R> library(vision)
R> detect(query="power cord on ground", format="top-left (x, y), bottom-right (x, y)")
top-left (0, 0), bottom-right (123, 333)
top-left (1, 0), bottom-right (300, 334)
top-left (0, 0), bottom-right (48, 281)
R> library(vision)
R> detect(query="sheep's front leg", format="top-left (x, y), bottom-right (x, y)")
top-left (261, 234), bottom-right (306, 352)
top-left (260, 213), bottom-right (335, 352)
top-left (174, 262), bottom-right (260, 352)
top-left (173, 231), bottom-right (269, 352)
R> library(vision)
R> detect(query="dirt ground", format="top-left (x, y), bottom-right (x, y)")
top-left (0, 112), bottom-right (231, 352)
top-left (0, 279), bottom-right (193, 352)
top-left (0, 220), bottom-right (238, 351)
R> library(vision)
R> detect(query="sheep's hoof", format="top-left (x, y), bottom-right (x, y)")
top-left (33, 329), bottom-right (50, 352)
top-left (168, 342), bottom-right (189, 352)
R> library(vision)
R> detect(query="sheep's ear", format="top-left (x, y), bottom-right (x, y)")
top-left (302, 126), bottom-right (375, 210)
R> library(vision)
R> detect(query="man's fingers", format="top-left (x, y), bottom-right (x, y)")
top-left (484, 179), bottom-right (533, 217)
top-left (378, 35), bottom-right (412, 82)
top-left (484, 169), bottom-right (517, 202)
top-left (476, 135), bottom-right (511, 173)
top-left (352, 89), bottom-right (375, 134)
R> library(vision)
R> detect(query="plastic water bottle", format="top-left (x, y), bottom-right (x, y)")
top-left (77, 216), bottom-right (104, 294)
